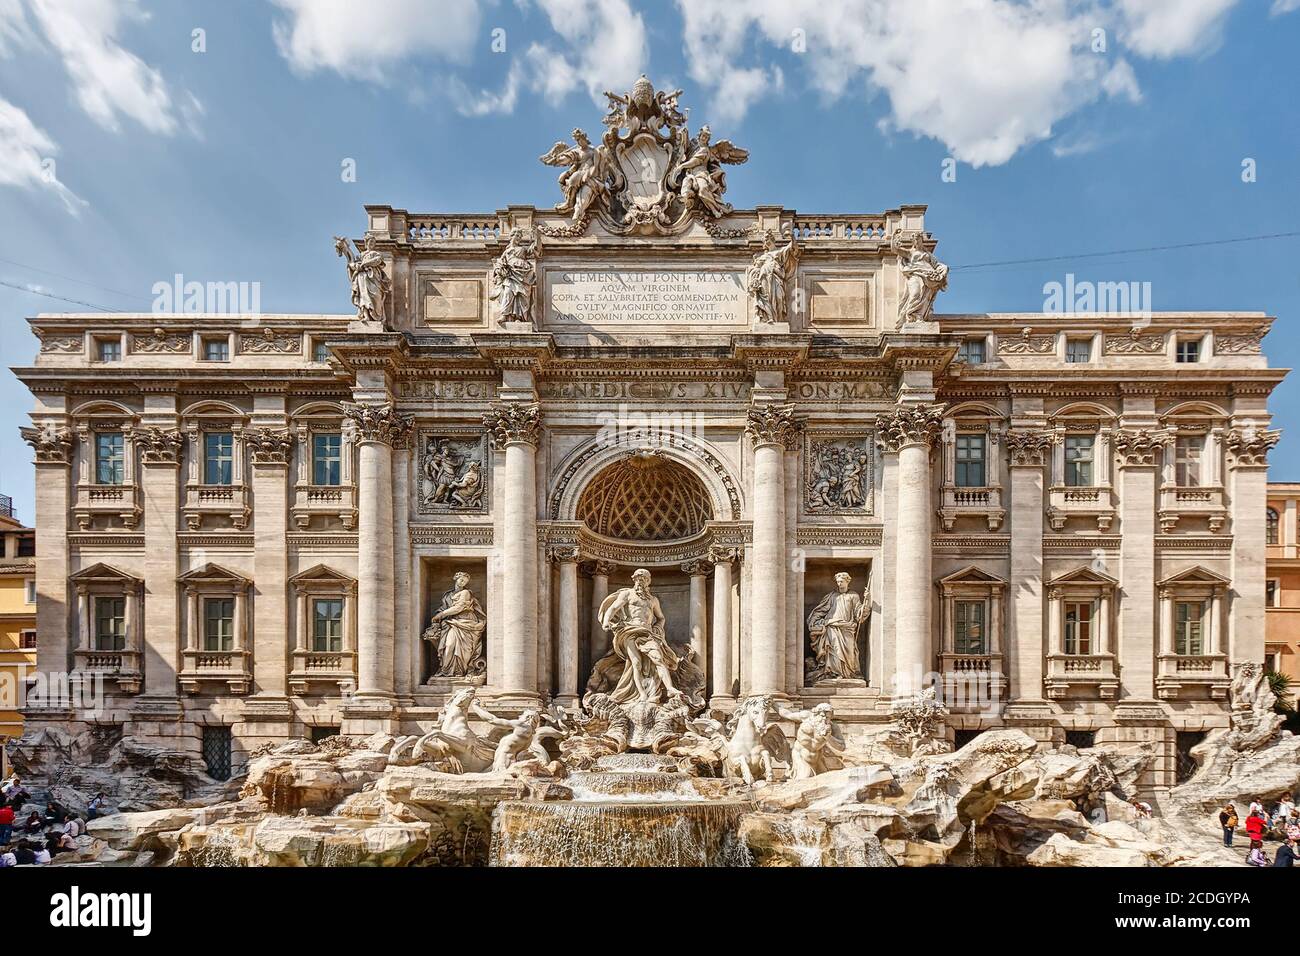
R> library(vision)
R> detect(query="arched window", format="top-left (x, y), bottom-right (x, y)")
top-left (1267, 507), bottom-right (1280, 545)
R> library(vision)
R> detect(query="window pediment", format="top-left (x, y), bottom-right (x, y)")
top-left (178, 563), bottom-right (251, 590)
top-left (1158, 565), bottom-right (1230, 588)
top-left (1047, 566), bottom-right (1118, 589)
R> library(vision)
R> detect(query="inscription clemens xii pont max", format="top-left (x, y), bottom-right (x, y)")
top-left (548, 270), bottom-right (747, 325)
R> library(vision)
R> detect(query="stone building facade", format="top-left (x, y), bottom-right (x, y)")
top-left (14, 81), bottom-right (1284, 790)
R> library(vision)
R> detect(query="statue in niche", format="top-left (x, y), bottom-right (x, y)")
top-left (539, 127), bottom-right (622, 224)
top-left (897, 244), bottom-right (949, 324)
top-left (806, 438), bottom-right (871, 512)
top-left (423, 572), bottom-right (486, 681)
top-left (489, 228), bottom-right (540, 326)
top-left (420, 437), bottom-right (485, 511)
top-left (596, 568), bottom-right (681, 704)
top-left (746, 230), bottom-right (800, 325)
top-left (806, 572), bottom-right (871, 683)
top-left (668, 125), bottom-right (749, 219)
top-left (333, 234), bottom-right (391, 328)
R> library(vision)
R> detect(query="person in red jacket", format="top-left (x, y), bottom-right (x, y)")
top-left (1246, 811), bottom-right (1267, 843)
top-left (0, 803), bottom-right (13, 845)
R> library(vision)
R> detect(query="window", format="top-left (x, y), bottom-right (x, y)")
top-left (1176, 339), bottom-right (1201, 363)
top-left (201, 726), bottom-right (233, 781)
top-left (24, 579), bottom-right (35, 604)
top-left (94, 432), bottom-right (125, 485)
top-left (1174, 435), bottom-right (1204, 486)
top-left (203, 432), bottom-right (234, 485)
top-left (203, 597), bottom-right (235, 651)
top-left (954, 600), bottom-right (987, 655)
top-left (954, 434), bottom-right (986, 487)
top-left (17, 533), bottom-right (34, 557)
top-left (312, 598), bottom-right (344, 652)
top-left (1268, 508), bottom-right (1280, 544)
top-left (312, 433), bottom-right (342, 486)
top-left (1267, 579), bottom-right (1279, 608)
top-left (1064, 601), bottom-right (1094, 655)
top-left (958, 339), bottom-right (985, 364)
top-left (1175, 601), bottom-right (1205, 655)
top-left (1064, 435), bottom-right (1095, 487)
top-left (1266, 651), bottom-right (1282, 674)
top-left (94, 596), bottom-right (126, 650)
top-left (1065, 338), bottom-right (1092, 363)
top-left (19, 630), bottom-right (36, 650)
top-left (96, 339), bottom-right (121, 362)
top-left (1065, 730), bottom-right (1095, 749)
top-left (203, 338), bottom-right (230, 362)
top-left (313, 341), bottom-right (330, 363)
top-left (309, 725), bottom-right (341, 744)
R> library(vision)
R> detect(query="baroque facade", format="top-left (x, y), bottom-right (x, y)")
top-left (15, 79), bottom-right (1284, 791)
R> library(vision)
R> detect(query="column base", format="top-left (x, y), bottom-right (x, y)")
top-left (482, 691), bottom-right (544, 715)
top-left (708, 694), bottom-right (737, 712)
top-left (1114, 698), bottom-right (1168, 723)
top-left (1003, 699), bottom-right (1055, 722)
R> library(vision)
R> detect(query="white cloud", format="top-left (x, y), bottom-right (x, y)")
top-left (1271, 0), bottom-right (1300, 13)
top-left (518, 0), bottom-right (647, 105)
top-left (0, 96), bottom-right (86, 213)
top-left (0, 0), bottom-right (35, 55)
top-left (269, 0), bottom-right (483, 82)
top-left (11, 0), bottom-right (199, 135)
top-left (672, 0), bottom-right (1259, 167)
top-left (1113, 0), bottom-right (1237, 59)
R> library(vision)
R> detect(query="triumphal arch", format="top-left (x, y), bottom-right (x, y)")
top-left (17, 77), bottom-right (1283, 790)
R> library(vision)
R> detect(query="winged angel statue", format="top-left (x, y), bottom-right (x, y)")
top-left (537, 75), bottom-right (748, 236)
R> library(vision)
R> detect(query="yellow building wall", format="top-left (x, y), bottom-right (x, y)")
top-left (0, 573), bottom-right (37, 741)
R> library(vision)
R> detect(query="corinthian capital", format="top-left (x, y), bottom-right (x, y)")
top-left (874, 403), bottom-right (946, 453)
top-left (745, 404), bottom-right (802, 451)
top-left (1004, 428), bottom-right (1058, 468)
top-left (247, 428), bottom-right (294, 465)
top-left (1225, 427), bottom-right (1280, 468)
top-left (1112, 429), bottom-right (1163, 467)
top-left (483, 401), bottom-right (542, 449)
top-left (20, 423), bottom-right (72, 464)
top-left (138, 427), bottom-right (184, 465)
top-left (343, 402), bottom-right (413, 447)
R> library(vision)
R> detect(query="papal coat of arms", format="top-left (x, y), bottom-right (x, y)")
top-left (539, 75), bottom-right (748, 237)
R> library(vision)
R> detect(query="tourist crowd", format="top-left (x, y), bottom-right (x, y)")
top-left (1219, 795), bottom-right (1300, 866)
top-left (0, 775), bottom-right (110, 868)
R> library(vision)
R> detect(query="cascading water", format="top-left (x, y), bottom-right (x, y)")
top-left (490, 752), bottom-right (754, 866)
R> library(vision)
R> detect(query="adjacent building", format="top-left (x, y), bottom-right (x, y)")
top-left (0, 496), bottom-right (37, 741)
top-left (1266, 482), bottom-right (1300, 684)
top-left (11, 80), bottom-right (1286, 791)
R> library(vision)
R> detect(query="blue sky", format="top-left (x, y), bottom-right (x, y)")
top-left (1, 0), bottom-right (1298, 523)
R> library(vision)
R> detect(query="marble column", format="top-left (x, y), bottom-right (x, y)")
top-left (345, 403), bottom-right (411, 701)
top-left (588, 561), bottom-right (613, 665)
top-left (683, 560), bottom-right (709, 684)
top-left (484, 402), bottom-right (542, 701)
top-left (1004, 428), bottom-right (1056, 714)
top-left (392, 438), bottom-right (413, 697)
top-left (875, 404), bottom-right (944, 699)
top-left (745, 405), bottom-right (801, 697)
top-left (551, 545), bottom-right (580, 704)
top-left (709, 546), bottom-right (738, 703)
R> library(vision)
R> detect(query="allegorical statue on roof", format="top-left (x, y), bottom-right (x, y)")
top-left (489, 227), bottom-right (540, 327)
top-left (537, 75), bottom-right (748, 238)
top-left (333, 234), bottom-right (391, 329)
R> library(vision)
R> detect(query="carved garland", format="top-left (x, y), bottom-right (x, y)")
top-left (1215, 327), bottom-right (1268, 355)
top-left (997, 327), bottom-right (1054, 355)
top-left (1104, 328), bottom-right (1165, 355)
top-left (132, 329), bottom-right (191, 353)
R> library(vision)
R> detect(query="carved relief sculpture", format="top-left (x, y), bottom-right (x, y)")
top-left (132, 328), bottom-right (190, 353)
top-left (745, 230), bottom-right (800, 325)
top-left (419, 434), bottom-right (487, 512)
top-left (138, 427), bottom-right (184, 465)
top-left (1225, 427), bottom-right (1280, 466)
top-left (342, 402), bottom-right (412, 447)
top-left (897, 243), bottom-right (949, 324)
top-left (806, 572), bottom-right (871, 683)
top-left (489, 228), bottom-right (540, 327)
top-left (1005, 428), bottom-right (1058, 467)
top-left (1105, 326), bottom-right (1165, 354)
top-left (998, 326), bottom-right (1055, 354)
top-left (483, 401), bottom-right (542, 449)
top-left (333, 234), bottom-right (391, 329)
top-left (20, 423), bottom-right (73, 464)
top-left (423, 571), bottom-right (486, 681)
top-left (247, 428), bottom-right (293, 465)
top-left (874, 403), bottom-right (946, 451)
top-left (805, 435), bottom-right (873, 513)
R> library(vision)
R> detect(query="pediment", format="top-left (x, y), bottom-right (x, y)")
top-left (939, 565), bottom-right (1007, 587)
top-left (177, 563), bottom-right (251, 586)
top-left (69, 562), bottom-right (141, 585)
top-left (1159, 565), bottom-right (1231, 588)
top-left (1047, 566), bottom-right (1119, 588)
top-left (289, 564), bottom-right (356, 586)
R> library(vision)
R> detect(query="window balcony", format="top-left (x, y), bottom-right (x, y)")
top-left (291, 484), bottom-right (357, 530)
top-left (72, 648), bottom-right (142, 695)
top-left (938, 485), bottom-right (1004, 531)
top-left (182, 483), bottom-right (250, 530)
top-left (1046, 485), bottom-right (1116, 532)
top-left (179, 648), bottom-right (252, 695)
top-left (73, 482), bottom-right (142, 530)
top-left (289, 649), bottom-right (357, 695)
top-left (937, 652), bottom-right (1006, 710)
top-left (1157, 484), bottom-right (1227, 533)
top-left (1155, 654), bottom-right (1230, 700)
top-left (1045, 653), bottom-right (1119, 699)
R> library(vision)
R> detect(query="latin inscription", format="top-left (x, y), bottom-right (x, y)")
top-left (548, 270), bottom-right (747, 325)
